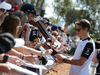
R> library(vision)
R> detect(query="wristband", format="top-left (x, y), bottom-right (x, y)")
top-left (2, 54), bottom-right (9, 63)
top-left (41, 51), bottom-right (45, 57)
top-left (20, 54), bottom-right (25, 60)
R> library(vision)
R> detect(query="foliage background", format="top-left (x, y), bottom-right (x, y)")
top-left (19, 0), bottom-right (100, 40)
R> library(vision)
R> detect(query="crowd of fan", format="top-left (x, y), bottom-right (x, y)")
top-left (0, 0), bottom-right (100, 75)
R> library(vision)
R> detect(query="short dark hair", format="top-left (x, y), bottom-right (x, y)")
top-left (75, 19), bottom-right (91, 31)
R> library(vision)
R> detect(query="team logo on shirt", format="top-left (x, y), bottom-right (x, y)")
top-left (84, 47), bottom-right (91, 55)
top-left (85, 50), bottom-right (90, 55)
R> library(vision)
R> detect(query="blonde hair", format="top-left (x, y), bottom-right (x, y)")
top-left (12, 10), bottom-right (28, 36)
top-left (13, 10), bottom-right (28, 26)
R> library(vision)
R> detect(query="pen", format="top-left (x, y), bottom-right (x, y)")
top-left (31, 53), bottom-right (34, 56)
top-left (31, 53), bottom-right (40, 58)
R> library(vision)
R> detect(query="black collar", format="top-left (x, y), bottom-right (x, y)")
top-left (82, 37), bottom-right (91, 41)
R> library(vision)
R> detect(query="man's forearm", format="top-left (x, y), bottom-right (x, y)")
top-left (65, 56), bottom-right (87, 66)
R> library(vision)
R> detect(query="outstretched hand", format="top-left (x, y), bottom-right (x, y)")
top-left (55, 54), bottom-right (66, 63)
top-left (7, 56), bottom-right (22, 66)
top-left (24, 55), bottom-right (38, 64)
top-left (45, 49), bottom-right (53, 56)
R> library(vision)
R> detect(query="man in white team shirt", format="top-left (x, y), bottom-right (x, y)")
top-left (56, 19), bottom-right (95, 75)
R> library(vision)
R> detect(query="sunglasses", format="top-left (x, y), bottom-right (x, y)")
top-left (0, 9), bottom-right (7, 14)
top-left (75, 28), bottom-right (83, 32)
top-left (17, 25), bottom-right (22, 28)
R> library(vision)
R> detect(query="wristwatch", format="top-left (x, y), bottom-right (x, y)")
top-left (63, 58), bottom-right (67, 63)
top-left (2, 54), bottom-right (9, 63)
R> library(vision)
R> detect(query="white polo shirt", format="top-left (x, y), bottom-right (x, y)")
top-left (69, 37), bottom-right (95, 75)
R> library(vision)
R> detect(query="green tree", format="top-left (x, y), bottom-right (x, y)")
top-left (53, 0), bottom-right (100, 39)
top-left (76, 0), bottom-right (100, 39)
top-left (49, 17), bottom-right (60, 24)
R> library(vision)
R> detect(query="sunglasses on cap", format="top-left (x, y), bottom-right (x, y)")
top-left (75, 28), bottom-right (83, 32)
top-left (27, 10), bottom-right (37, 15)
top-left (0, 9), bottom-right (5, 12)
top-left (0, 9), bottom-right (7, 13)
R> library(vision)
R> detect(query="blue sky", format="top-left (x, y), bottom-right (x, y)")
top-left (44, 0), bottom-right (76, 18)
top-left (44, 0), bottom-right (65, 29)
top-left (44, 0), bottom-right (77, 29)
top-left (44, 0), bottom-right (54, 18)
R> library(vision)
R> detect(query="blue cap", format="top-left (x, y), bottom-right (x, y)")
top-left (51, 24), bottom-right (58, 31)
top-left (21, 4), bottom-right (39, 16)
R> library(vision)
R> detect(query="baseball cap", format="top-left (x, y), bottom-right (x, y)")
top-left (21, 4), bottom-right (39, 16)
top-left (51, 24), bottom-right (58, 31)
top-left (43, 18), bottom-right (51, 25)
top-left (0, 33), bottom-right (24, 54)
top-left (0, 1), bottom-right (11, 10)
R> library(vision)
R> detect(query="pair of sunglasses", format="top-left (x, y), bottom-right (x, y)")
top-left (75, 28), bottom-right (83, 32)
top-left (17, 25), bottom-right (22, 28)
top-left (0, 9), bottom-right (7, 14)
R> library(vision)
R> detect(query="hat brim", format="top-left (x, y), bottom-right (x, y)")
top-left (14, 38), bottom-right (25, 47)
top-left (0, 1), bottom-right (11, 10)
top-left (33, 13), bottom-right (39, 16)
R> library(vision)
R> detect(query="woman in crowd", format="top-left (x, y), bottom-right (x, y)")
top-left (1, 11), bottom-right (52, 59)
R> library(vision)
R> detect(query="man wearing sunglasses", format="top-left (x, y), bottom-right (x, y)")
top-left (56, 19), bottom-right (95, 75)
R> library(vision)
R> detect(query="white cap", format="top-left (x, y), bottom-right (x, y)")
top-left (14, 38), bottom-right (25, 47)
top-left (0, 1), bottom-right (11, 10)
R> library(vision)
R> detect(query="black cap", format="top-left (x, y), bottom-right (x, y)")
top-left (43, 18), bottom-right (51, 25)
top-left (0, 33), bottom-right (15, 54)
top-left (21, 4), bottom-right (39, 16)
